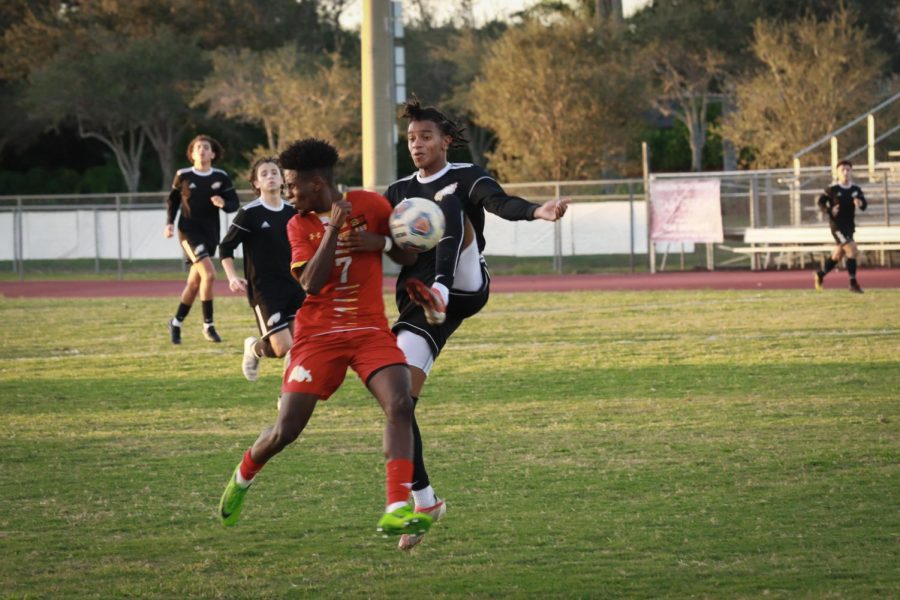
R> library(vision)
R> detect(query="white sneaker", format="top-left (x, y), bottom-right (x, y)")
top-left (242, 337), bottom-right (260, 382)
top-left (398, 497), bottom-right (446, 550)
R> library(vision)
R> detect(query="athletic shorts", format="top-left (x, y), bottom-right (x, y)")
top-left (250, 283), bottom-right (305, 341)
top-left (392, 260), bottom-right (491, 358)
top-left (178, 231), bottom-right (218, 265)
top-left (830, 227), bottom-right (855, 245)
top-left (282, 328), bottom-right (407, 399)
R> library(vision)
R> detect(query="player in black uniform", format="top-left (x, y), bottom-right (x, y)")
top-left (219, 157), bottom-right (306, 381)
top-left (383, 97), bottom-right (568, 549)
top-left (164, 134), bottom-right (240, 343)
top-left (814, 160), bottom-right (867, 293)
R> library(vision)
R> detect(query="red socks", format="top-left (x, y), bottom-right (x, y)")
top-left (238, 448), bottom-right (264, 482)
top-left (385, 459), bottom-right (414, 506)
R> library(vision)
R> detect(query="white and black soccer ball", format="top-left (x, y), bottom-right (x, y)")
top-left (389, 197), bottom-right (445, 251)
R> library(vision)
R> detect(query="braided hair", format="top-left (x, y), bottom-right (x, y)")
top-left (400, 95), bottom-right (469, 149)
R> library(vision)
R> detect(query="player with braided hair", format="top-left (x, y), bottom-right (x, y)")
top-left (383, 96), bottom-right (569, 549)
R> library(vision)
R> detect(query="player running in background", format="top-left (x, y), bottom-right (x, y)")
top-left (218, 138), bottom-right (432, 538)
top-left (219, 157), bottom-right (305, 381)
top-left (164, 134), bottom-right (239, 344)
top-left (814, 159), bottom-right (867, 293)
top-left (383, 96), bottom-right (569, 549)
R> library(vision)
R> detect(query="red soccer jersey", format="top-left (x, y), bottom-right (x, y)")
top-left (287, 190), bottom-right (392, 338)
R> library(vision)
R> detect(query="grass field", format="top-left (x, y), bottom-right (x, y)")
top-left (1, 289), bottom-right (898, 599)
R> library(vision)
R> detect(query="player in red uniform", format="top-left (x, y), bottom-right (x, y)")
top-left (218, 138), bottom-right (432, 538)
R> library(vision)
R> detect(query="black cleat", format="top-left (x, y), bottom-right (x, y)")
top-left (203, 325), bottom-right (222, 343)
top-left (849, 279), bottom-right (863, 294)
top-left (813, 271), bottom-right (823, 291)
top-left (169, 320), bottom-right (181, 344)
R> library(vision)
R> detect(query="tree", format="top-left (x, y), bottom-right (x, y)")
top-left (470, 17), bottom-right (646, 181)
top-left (21, 26), bottom-right (206, 192)
top-left (644, 41), bottom-right (725, 171)
top-left (195, 46), bottom-right (361, 180)
top-left (24, 32), bottom-right (148, 191)
top-left (118, 29), bottom-right (205, 189)
top-left (720, 7), bottom-right (886, 168)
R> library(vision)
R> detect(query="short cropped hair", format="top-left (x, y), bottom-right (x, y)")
top-left (248, 156), bottom-right (281, 192)
top-left (186, 134), bottom-right (224, 164)
top-left (401, 94), bottom-right (469, 149)
top-left (278, 138), bottom-right (339, 183)
top-left (836, 159), bottom-right (853, 169)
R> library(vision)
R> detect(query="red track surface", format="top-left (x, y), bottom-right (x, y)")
top-left (2, 269), bottom-right (898, 298)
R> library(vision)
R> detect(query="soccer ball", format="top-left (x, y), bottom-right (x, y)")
top-left (389, 197), bottom-right (445, 251)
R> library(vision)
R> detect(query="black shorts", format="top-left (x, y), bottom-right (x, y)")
top-left (831, 227), bottom-right (855, 245)
top-left (250, 283), bottom-right (305, 341)
top-left (178, 231), bottom-right (218, 265)
top-left (392, 261), bottom-right (491, 358)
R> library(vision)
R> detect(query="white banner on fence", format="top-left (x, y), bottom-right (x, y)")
top-left (649, 178), bottom-right (723, 243)
top-left (2, 203), bottom-right (651, 261)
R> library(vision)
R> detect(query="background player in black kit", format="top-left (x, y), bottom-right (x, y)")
top-left (814, 159), bottom-right (867, 293)
top-left (164, 134), bottom-right (239, 343)
top-left (382, 96), bottom-right (568, 549)
top-left (219, 157), bottom-right (305, 381)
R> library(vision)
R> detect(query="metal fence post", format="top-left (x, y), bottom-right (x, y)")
top-left (94, 207), bottom-right (101, 274)
top-left (553, 182), bottom-right (562, 273)
top-left (628, 181), bottom-right (635, 273)
top-left (116, 195), bottom-right (123, 280)
top-left (15, 197), bottom-right (24, 280)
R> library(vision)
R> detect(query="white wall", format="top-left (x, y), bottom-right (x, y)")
top-left (2, 203), bottom-right (650, 261)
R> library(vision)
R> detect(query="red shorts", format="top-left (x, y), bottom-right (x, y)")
top-left (282, 327), bottom-right (407, 399)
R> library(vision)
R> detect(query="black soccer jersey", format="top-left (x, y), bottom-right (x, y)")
top-left (219, 198), bottom-right (301, 302)
top-left (166, 167), bottom-right (240, 241)
top-left (384, 162), bottom-right (538, 287)
top-left (818, 183), bottom-right (867, 232)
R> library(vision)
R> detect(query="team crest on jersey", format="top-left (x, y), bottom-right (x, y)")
top-left (212, 181), bottom-right (222, 190)
top-left (308, 232), bottom-right (323, 241)
top-left (348, 215), bottom-right (368, 231)
top-left (434, 182), bottom-right (458, 202)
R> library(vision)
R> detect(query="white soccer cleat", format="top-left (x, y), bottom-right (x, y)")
top-left (242, 337), bottom-right (260, 382)
top-left (398, 497), bottom-right (446, 550)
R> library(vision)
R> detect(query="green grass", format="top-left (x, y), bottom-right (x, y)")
top-left (1, 290), bottom-right (898, 599)
top-left (0, 250), bottom-right (732, 279)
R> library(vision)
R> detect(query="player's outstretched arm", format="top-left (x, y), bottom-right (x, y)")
top-left (532, 198), bottom-right (570, 222)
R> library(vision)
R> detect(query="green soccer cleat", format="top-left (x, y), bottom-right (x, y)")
top-left (219, 466), bottom-right (251, 527)
top-left (376, 505), bottom-right (432, 538)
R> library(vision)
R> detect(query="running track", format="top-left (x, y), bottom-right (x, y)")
top-left (2, 269), bottom-right (899, 298)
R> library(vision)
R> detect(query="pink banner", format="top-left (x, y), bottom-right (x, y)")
top-left (649, 178), bottom-right (723, 243)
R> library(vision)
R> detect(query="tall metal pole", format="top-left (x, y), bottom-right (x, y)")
top-left (361, 0), bottom-right (397, 191)
top-left (643, 142), bottom-right (654, 274)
